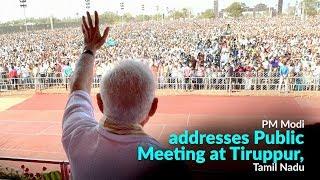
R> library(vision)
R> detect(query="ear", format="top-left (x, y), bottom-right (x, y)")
top-left (96, 93), bottom-right (104, 114)
top-left (148, 98), bottom-right (158, 117)
top-left (140, 98), bottom-right (158, 127)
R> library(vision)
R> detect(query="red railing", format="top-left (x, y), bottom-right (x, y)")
top-left (0, 156), bottom-right (70, 180)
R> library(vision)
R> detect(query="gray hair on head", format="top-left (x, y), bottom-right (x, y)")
top-left (100, 60), bottom-right (156, 124)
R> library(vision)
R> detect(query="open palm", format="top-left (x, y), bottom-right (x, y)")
top-left (81, 11), bottom-right (109, 54)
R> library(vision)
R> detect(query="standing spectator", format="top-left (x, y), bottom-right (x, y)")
top-left (54, 63), bottom-right (62, 83)
top-left (21, 65), bottom-right (31, 87)
top-left (278, 61), bottom-right (289, 92)
top-left (196, 64), bottom-right (205, 89)
top-left (183, 63), bottom-right (192, 91)
top-left (225, 63), bottom-right (234, 90)
top-left (304, 68), bottom-right (313, 90)
top-left (262, 57), bottom-right (270, 75)
top-left (63, 62), bottom-right (73, 89)
top-left (234, 63), bottom-right (245, 89)
top-left (171, 65), bottom-right (179, 89)
top-left (0, 64), bottom-right (5, 79)
top-left (8, 65), bottom-right (18, 89)
top-left (313, 62), bottom-right (320, 90)
top-left (32, 64), bottom-right (40, 89)
top-left (47, 65), bottom-right (54, 84)
top-left (39, 64), bottom-right (47, 85)
top-left (95, 63), bottom-right (104, 87)
top-left (151, 63), bottom-right (159, 79)
top-left (244, 63), bottom-right (254, 90)
top-left (63, 62), bottom-right (73, 78)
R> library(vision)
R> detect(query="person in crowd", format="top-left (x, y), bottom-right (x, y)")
top-left (54, 63), bottom-right (62, 83)
top-left (8, 65), bottom-right (18, 89)
top-left (21, 65), bottom-right (31, 86)
top-left (244, 63), bottom-right (254, 90)
top-left (0, 64), bottom-right (5, 78)
top-left (39, 63), bottom-right (47, 85)
top-left (62, 62), bottom-right (73, 89)
top-left (278, 61), bottom-right (289, 92)
top-left (183, 63), bottom-right (192, 91)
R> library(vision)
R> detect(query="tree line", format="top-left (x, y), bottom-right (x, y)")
top-left (225, 0), bottom-right (320, 18)
top-left (0, 9), bottom-right (215, 26)
top-left (1, 0), bottom-right (319, 26)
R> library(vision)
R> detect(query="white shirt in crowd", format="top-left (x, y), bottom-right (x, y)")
top-left (313, 66), bottom-right (320, 77)
top-left (39, 66), bottom-right (46, 75)
top-left (262, 60), bottom-right (270, 70)
top-left (33, 67), bottom-right (39, 77)
top-left (21, 66), bottom-right (30, 78)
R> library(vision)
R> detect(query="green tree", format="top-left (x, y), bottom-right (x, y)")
top-left (303, 0), bottom-right (319, 16)
top-left (150, 14), bottom-right (163, 21)
top-left (181, 8), bottom-right (190, 18)
top-left (100, 11), bottom-right (121, 24)
top-left (287, 6), bottom-right (296, 16)
top-left (254, 3), bottom-right (268, 11)
top-left (122, 13), bottom-right (134, 22)
top-left (168, 9), bottom-right (189, 19)
top-left (1, 17), bottom-right (61, 25)
top-left (225, 2), bottom-right (245, 18)
top-left (198, 9), bottom-right (215, 19)
top-left (136, 14), bottom-right (152, 21)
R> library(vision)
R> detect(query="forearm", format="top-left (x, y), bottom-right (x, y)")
top-left (69, 11), bottom-right (109, 94)
top-left (70, 53), bottom-right (95, 93)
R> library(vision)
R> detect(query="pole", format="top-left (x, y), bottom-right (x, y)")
top-left (23, 7), bottom-right (28, 32)
top-left (50, 16), bottom-right (54, 30)
top-left (302, 2), bottom-right (304, 20)
top-left (141, 4), bottom-right (145, 22)
top-left (269, 7), bottom-right (271, 18)
top-left (120, 2), bottom-right (124, 27)
top-left (302, 2), bottom-right (305, 20)
top-left (121, 15), bottom-right (124, 27)
top-left (156, 6), bottom-right (159, 21)
top-left (162, 13), bottom-right (164, 25)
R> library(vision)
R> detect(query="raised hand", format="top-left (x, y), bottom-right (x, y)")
top-left (82, 11), bottom-right (109, 54)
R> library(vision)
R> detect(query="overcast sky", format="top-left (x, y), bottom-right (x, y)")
top-left (0, 0), bottom-right (296, 23)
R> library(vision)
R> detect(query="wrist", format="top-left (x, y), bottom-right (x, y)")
top-left (83, 45), bottom-right (97, 54)
top-left (82, 48), bottom-right (96, 56)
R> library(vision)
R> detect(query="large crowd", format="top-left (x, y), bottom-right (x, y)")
top-left (1, 17), bottom-right (320, 91)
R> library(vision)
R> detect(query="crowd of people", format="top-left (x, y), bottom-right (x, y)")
top-left (1, 17), bottom-right (320, 91)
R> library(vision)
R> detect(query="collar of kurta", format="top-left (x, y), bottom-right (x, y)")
top-left (99, 116), bottom-right (146, 136)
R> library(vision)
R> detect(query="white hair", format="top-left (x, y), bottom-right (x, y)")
top-left (100, 60), bottom-right (156, 124)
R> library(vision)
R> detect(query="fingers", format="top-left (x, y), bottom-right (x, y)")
top-left (87, 11), bottom-right (94, 29)
top-left (82, 16), bottom-right (89, 31)
top-left (82, 11), bottom-right (109, 50)
top-left (81, 24), bottom-right (89, 40)
top-left (102, 26), bottom-right (110, 41)
top-left (81, 24), bottom-right (85, 34)
top-left (94, 11), bottom-right (99, 28)
top-left (97, 26), bottom-right (110, 47)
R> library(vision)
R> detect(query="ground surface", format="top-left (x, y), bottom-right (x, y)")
top-left (0, 94), bottom-right (319, 171)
